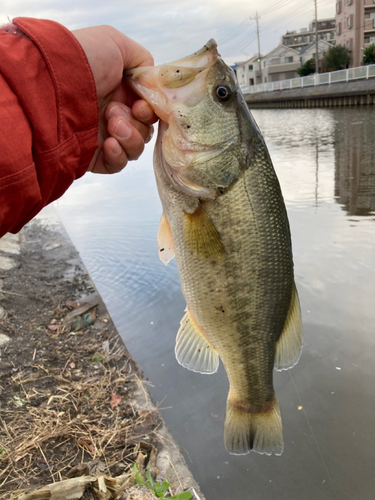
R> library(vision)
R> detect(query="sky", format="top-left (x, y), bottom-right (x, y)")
top-left (1, 0), bottom-right (335, 66)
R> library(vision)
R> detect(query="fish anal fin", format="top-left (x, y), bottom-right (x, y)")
top-left (184, 205), bottom-right (224, 261)
top-left (175, 307), bottom-right (219, 374)
top-left (224, 393), bottom-right (284, 456)
top-left (157, 212), bottom-right (175, 265)
top-left (274, 283), bottom-right (303, 371)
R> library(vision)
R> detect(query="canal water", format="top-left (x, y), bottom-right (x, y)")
top-left (55, 108), bottom-right (375, 500)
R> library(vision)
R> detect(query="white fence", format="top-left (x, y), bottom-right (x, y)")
top-left (241, 64), bottom-right (375, 94)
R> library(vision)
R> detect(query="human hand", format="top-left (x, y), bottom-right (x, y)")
top-left (72, 26), bottom-right (158, 174)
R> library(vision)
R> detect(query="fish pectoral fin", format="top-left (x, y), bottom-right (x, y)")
top-left (184, 205), bottom-right (224, 261)
top-left (157, 212), bottom-right (175, 265)
top-left (224, 393), bottom-right (284, 456)
top-left (175, 307), bottom-right (219, 374)
top-left (274, 283), bottom-right (303, 371)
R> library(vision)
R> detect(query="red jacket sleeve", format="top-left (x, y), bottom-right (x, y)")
top-left (0, 18), bottom-right (99, 237)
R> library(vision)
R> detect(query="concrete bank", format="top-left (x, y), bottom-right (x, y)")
top-left (0, 206), bottom-right (205, 500)
top-left (245, 78), bottom-right (375, 108)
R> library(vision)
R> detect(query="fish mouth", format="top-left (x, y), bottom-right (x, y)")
top-left (124, 39), bottom-right (219, 121)
top-left (125, 40), bottom-right (222, 199)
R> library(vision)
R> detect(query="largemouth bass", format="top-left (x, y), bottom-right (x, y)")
top-left (125, 40), bottom-right (302, 456)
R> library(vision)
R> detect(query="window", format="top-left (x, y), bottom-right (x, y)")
top-left (364, 37), bottom-right (370, 44)
top-left (284, 56), bottom-right (293, 63)
top-left (347, 16), bottom-right (351, 29)
top-left (271, 74), bottom-right (280, 82)
top-left (336, 23), bottom-right (341, 35)
top-left (285, 71), bottom-right (295, 79)
top-left (365, 13), bottom-right (370, 19)
top-left (248, 64), bottom-right (253, 71)
top-left (242, 66), bottom-right (245, 72)
top-left (249, 78), bottom-right (254, 86)
top-left (347, 0), bottom-right (352, 4)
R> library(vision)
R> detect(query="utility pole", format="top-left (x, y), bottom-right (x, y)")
top-left (315, 0), bottom-right (319, 74)
top-left (251, 11), bottom-right (262, 83)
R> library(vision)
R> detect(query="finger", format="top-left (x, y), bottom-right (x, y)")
top-left (106, 102), bottom-right (151, 141)
top-left (102, 137), bottom-right (129, 173)
top-left (106, 30), bottom-right (154, 69)
top-left (132, 100), bottom-right (158, 125)
top-left (107, 116), bottom-right (145, 161)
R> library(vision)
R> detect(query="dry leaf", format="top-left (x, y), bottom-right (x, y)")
top-left (110, 393), bottom-right (122, 409)
top-left (76, 438), bottom-right (95, 453)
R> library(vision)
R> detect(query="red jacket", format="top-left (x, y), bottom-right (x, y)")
top-left (0, 18), bottom-right (99, 238)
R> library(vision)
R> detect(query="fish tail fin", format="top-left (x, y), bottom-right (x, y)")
top-left (224, 393), bottom-right (284, 456)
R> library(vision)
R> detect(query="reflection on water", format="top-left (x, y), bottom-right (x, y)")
top-left (55, 108), bottom-right (375, 500)
top-left (334, 110), bottom-right (375, 216)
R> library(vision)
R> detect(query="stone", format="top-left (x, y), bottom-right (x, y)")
top-left (0, 233), bottom-right (20, 255)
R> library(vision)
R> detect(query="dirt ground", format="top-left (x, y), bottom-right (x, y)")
top-left (0, 217), bottom-right (203, 500)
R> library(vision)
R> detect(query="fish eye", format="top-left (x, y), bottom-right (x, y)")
top-left (215, 84), bottom-right (233, 103)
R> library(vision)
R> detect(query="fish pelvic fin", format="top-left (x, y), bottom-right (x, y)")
top-left (184, 205), bottom-right (224, 261)
top-left (274, 282), bottom-right (303, 371)
top-left (157, 212), bottom-right (175, 265)
top-left (175, 307), bottom-right (219, 374)
top-left (224, 394), bottom-right (284, 456)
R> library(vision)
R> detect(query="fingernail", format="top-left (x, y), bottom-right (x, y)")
top-left (115, 119), bottom-right (131, 140)
top-left (138, 104), bottom-right (154, 121)
top-left (109, 104), bottom-right (130, 119)
top-left (145, 125), bottom-right (154, 144)
top-left (111, 140), bottom-right (122, 155)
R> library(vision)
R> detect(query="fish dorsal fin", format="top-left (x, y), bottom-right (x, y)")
top-left (175, 307), bottom-right (219, 374)
top-left (184, 205), bottom-right (224, 261)
top-left (274, 283), bottom-right (303, 371)
top-left (157, 212), bottom-right (175, 265)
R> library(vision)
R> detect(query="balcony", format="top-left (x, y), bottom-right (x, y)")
top-left (267, 62), bottom-right (301, 74)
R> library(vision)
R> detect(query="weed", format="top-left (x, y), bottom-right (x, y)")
top-left (133, 463), bottom-right (192, 499)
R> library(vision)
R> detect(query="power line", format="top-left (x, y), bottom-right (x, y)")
top-left (218, 19), bottom-right (253, 45)
top-left (260, 0), bottom-right (301, 17)
top-left (260, 0), bottom-right (315, 34)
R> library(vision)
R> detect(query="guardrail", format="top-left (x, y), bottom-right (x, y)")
top-left (241, 64), bottom-right (375, 94)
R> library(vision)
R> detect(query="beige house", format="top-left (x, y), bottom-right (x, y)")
top-left (262, 45), bottom-right (301, 82)
top-left (300, 40), bottom-right (335, 70)
top-left (336, 0), bottom-right (375, 68)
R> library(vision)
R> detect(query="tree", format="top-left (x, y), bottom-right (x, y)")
top-left (363, 44), bottom-right (375, 65)
top-left (322, 45), bottom-right (351, 72)
top-left (297, 58), bottom-right (316, 77)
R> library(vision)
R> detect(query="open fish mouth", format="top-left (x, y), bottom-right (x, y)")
top-left (124, 39), bottom-right (219, 121)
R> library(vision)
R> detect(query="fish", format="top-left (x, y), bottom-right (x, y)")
top-left (125, 39), bottom-right (302, 456)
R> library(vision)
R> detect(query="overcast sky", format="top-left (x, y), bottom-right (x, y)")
top-left (1, 0), bottom-right (335, 66)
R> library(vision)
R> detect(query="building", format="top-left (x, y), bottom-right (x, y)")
top-left (261, 45), bottom-right (301, 82)
top-left (234, 55), bottom-right (263, 87)
top-left (336, 0), bottom-right (375, 68)
top-left (300, 40), bottom-right (335, 70)
top-left (282, 18), bottom-right (336, 52)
